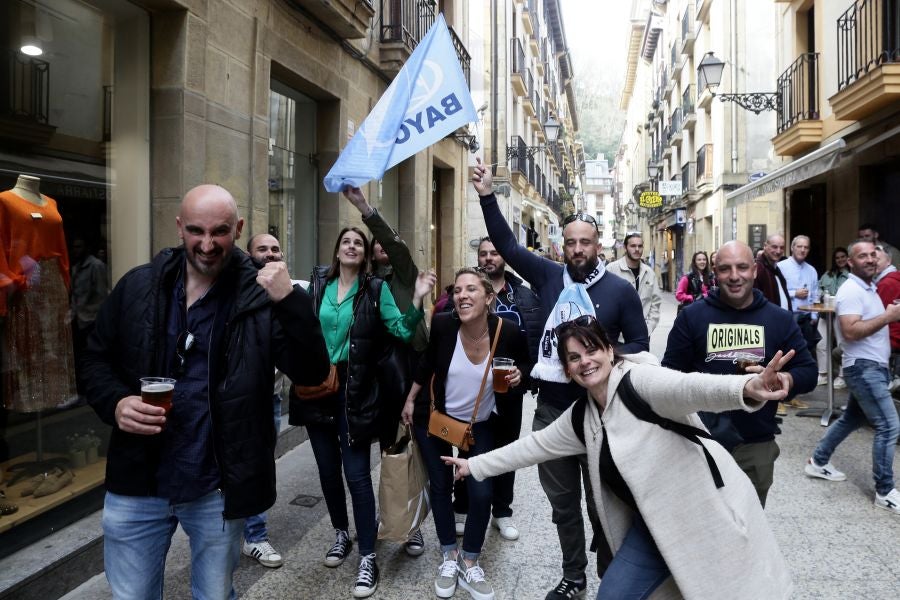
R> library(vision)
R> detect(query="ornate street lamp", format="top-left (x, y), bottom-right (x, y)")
top-left (506, 116), bottom-right (562, 160)
top-left (697, 51), bottom-right (780, 114)
top-left (647, 160), bottom-right (660, 180)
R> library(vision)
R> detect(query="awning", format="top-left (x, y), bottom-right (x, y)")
top-left (725, 138), bottom-right (847, 208)
top-left (521, 198), bottom-right (554, 220)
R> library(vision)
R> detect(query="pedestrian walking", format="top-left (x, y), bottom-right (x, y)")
top-left (608, 233), bottom-right (662, 333)
top-left (444, 317), bottom-right (794, 600)
top-left (675, 251), bottom-right (712, 309)
top-left (81, 185), bottom-right (330, 599)
top-left (472, 157), bottom-right (649, 599)
top-left (805, 240), bottom-right (900, 514)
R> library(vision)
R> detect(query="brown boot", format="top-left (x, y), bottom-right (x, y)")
top-left (33, 469), bottom-right (74, 498)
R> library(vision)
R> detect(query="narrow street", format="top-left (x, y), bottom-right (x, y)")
top-left (64, 292), bottom-right (900, 599)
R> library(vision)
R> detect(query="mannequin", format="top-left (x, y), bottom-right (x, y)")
top-left (1, 175), bottom-right (77, 414)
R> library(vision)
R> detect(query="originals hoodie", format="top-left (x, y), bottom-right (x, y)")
top-left (662, 288), bottom-right (817, 446)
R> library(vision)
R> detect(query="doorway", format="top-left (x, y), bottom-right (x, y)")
top-left (788, 184), bottom-right (827, 273)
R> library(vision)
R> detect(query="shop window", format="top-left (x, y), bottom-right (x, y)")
top-left (0, 0), bottom-right (149, 556)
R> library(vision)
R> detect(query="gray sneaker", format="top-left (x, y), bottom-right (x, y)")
top-left (457, 556), bottom-right (494, 600)
top-left (434, 554), bottom-right (459, 598)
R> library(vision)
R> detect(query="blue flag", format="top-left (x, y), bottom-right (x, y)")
top-left (324, 14), bottom-right (477, 193)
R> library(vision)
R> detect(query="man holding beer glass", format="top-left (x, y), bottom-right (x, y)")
top-left (81, 185), bottom-right (329, 599)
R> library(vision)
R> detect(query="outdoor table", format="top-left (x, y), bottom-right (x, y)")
top-left (797, 304), bottom-right (841, 426)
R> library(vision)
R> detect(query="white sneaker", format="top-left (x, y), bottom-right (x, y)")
top-left (833, 376), bottom-right (847, 389)
top-left (817, 373), bottom-right (828, 386)
top-left (804, 458), bottom-right (847, 482)
top-left (242, 539), bottom-right (283, 568)
top-left (456, 556), bottom-right (494, 600)
top-left (875, 489), bottom-right (900, 514)
top-left (454, 511), bottom-right (466, 536)
top-left (491, 516), bottom-right (519, 541)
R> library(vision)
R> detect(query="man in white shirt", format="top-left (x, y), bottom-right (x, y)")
top-left (778, 235), bottom-right (821, 368)
top-left (805, 240), bottom-right (900, 514)
top-left (608, 233), bottom-right (662, 333)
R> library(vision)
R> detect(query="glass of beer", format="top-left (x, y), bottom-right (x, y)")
top-left (492, 358), bottom-right (515, 393)
top-left (140, 377), bottom-right (175, 414)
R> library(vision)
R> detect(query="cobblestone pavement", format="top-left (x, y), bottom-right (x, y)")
top-left (64, 292), bottom-right (900, 599)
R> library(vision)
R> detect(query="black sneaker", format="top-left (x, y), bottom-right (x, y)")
top-left (351, 553), bottom-right (379, 598)
top-left (324, 529), bottom-right (352, 567)
top-left (405, 528), bottom-right (425, 556)
top-left (545, 577), bottom-right (586, 600)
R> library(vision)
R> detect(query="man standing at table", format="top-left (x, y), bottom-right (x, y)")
top-left (663, 241), bottom-right (816, 506)
top-left (804, 240), bottom-right (900, 514)
top-left (473, 158), bottom-right (648, 599)
top-left (82, 185), bottom-right (329, 597)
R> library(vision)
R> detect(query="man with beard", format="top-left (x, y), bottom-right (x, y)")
top-left (662, 241), bottom-right (816, 506)
top-left (804, 240), bottom-right (900, 514)
top-left (473, 158), bottom-right (648, 599)
top-left (608, 233), bottom-right (662, 333)
top-left (82, 185), bottom-right (329, 598)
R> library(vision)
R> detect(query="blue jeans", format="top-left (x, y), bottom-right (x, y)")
top-left (243, 393), bottom-right (282, 543)
top-left (305, 387), bottom-right (377, 555)
top-left (102, 490), bottom-right (243, 600)
top-left (596, 517), bottom-right (670, 600)
top-left (813, 359), bottom-right (900, 495)
top-left (415, 421), bottom-right (494, 560)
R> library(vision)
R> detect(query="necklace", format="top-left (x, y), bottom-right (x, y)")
top-left (461, 326), bottom-right (488, 344)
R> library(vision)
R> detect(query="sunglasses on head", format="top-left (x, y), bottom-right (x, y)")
top-left (562, 213), bottom-right (599, 231)
top-left (173, 330), bottom-right (196, 379)
top-left (554, 314), bottom-right (597, 336)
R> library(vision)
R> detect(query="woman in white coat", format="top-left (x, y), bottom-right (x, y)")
top-left (443, 317), bottom-right (793, 600)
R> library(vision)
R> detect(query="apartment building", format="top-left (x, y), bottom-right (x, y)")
top-left (466, 0), bottom-right (581, 264)
top-left (616, 0), bottom-right (783, 289)
top-left (0, 0), bottom-right (478, 596)
top-left (728, 0), bottom-right (900, 270)
top-left (584, 155), bottom-right (616, 255)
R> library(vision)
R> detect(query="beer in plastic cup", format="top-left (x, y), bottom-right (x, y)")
top-left (492, 358), bottom-right (515, 393)
top-left (140, 377), bottom-right (175, 414)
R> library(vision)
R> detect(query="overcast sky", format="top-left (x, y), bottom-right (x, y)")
top-left (560, 0), bottom-right (632, 89)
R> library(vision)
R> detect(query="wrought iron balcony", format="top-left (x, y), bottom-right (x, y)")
top-left (448, 26), bottom-right (471, 87)
top-left (380, 0), bottom-right (436, 52)
top-left (837, 0), bottom-right (900, 91)
top-left (776, 52), bottom-right (819, 134)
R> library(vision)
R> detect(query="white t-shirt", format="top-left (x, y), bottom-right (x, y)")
top-left (836, 273), bottom-right (890, 368)
top-left (444, 334), bottom-right (495, 422)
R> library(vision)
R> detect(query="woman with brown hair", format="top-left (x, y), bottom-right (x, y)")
top-left (444, 318), bottom-right (794, 599)
top-left (401, 267), bottom-right (530, 600)
top-left (290, 226), bottom-right (435, 598)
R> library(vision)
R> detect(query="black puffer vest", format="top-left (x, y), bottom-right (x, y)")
top-left (289, 267), bottom-right (386, 446)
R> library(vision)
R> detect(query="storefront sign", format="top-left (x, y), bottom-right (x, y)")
top-left (639, 191), bottom-right (662, 208)
top-left (658, 180), bottom-right (682, 196)
top-left (748, 224), bottom-right (767, 250)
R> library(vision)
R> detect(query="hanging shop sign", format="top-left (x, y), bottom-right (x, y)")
top-left (639, 191), bottom-right (662, 208)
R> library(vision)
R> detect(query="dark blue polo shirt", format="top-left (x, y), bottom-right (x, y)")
top-left (156, 267), bottom-right (221, 504)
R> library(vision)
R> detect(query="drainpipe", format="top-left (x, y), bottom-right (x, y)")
top-left (491, 0), bottom-right (498, 174)
top-left (730, 0), bottom-right (738, 174)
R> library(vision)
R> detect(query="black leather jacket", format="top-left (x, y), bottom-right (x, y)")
top-left (83, 248), bottom-right (328, 519)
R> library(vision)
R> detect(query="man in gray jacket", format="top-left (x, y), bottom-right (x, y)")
top-left (608, 233), bottom-right (662, 333)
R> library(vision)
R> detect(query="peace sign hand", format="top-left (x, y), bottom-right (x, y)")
top-left (742, 349), bottom-right (796, 403)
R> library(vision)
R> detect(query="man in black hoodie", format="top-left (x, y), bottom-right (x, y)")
top-left (662, 241), bottom-right (817, 506)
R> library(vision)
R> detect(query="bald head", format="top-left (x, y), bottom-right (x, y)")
top-left (177, 184), bottom-right (244, 280)
top-left (714, 241), bottom-right (757, 309)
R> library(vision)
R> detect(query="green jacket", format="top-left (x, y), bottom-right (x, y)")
top-left (363, 208), bottom-right (429, 351)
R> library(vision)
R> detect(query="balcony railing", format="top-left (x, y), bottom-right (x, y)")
top-left (380, 0), bottom-right (436, 51)
top-left (681, 161), bottom-right (696, 194)
top-left (681, 5), bottom-right (696, 53)
top-left (448, 26), bottom-right (471, 87)
top-left (776, 52), bottom-right (819, 133)
top-left (509, 135), bottom-right (528, 176)
top-left (3, 51), bottom-right (50, 124)
top-left (837, 0), bottom-right (900, 91)
top-left (682, 84), bottom-right (695, 115)
top-left (697, 143), bottom-right (713, 181)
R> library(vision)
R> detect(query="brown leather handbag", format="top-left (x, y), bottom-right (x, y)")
top-left (427, 320), bottom-right (503, 451)
top-left (294, 364), bottom-right (339, 400)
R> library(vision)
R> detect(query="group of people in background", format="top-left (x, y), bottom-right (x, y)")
top-left (78, 170), bottom-right (899, 600)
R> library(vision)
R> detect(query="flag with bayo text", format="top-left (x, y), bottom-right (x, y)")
top-left (323, 14), bottom-right (477, 193)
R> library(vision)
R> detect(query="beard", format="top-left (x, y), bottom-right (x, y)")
top-left (186, 245), bottom-right (229, 278)
top-left (565, 256), bottom-right (600, 282)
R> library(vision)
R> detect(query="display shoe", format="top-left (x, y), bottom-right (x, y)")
top-left (20, 470), bottom-right (56, 497)
top-left (33, 469), bottom-right (74, 498)
top-left (0, 491), bottom-right (18, 515)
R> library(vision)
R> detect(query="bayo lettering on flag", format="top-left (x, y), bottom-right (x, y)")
top-left (323, 14), bottom-right (477, 193)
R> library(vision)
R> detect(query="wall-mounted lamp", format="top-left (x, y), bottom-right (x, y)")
top-left (647, 160), bottom-right (660, 180)
top-left (506, 116), bottom-right (562, 160)
top-left (697, 52), bottom-right (780, 114)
